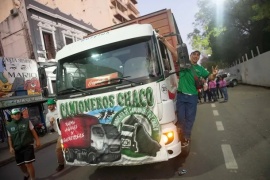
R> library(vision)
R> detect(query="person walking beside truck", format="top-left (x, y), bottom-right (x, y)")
top-left (6, 108), bottom-right (41, 180)
top-left (45, 98), bottom-right (65, 172)
top-left (159, 35), bottom-right (218, 146)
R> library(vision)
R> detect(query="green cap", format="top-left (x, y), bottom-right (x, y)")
top-left (47, 98), bottom-right (56, 105)
top-left (11, 108), bottom-right (21, 115)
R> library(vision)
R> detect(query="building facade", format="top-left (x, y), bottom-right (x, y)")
top-left (0, 0), bottom-right (96, 140)
top-left (34, 0), bottom-right (139, 29)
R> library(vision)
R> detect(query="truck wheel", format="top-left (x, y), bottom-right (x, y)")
top-left (65, 149), bottom-right (75, 163)
top-left (180, 144), bottom-right (190, 158)
top-left (87, 152), bottom-right (97, 164)
top-left (232, 80), bottom-right (238, 86)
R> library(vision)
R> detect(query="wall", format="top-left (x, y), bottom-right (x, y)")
top-left (227, 51), bottom-right (270, 87)
top-left (0, 0), bottom-right (14, 22)
top-left (35, 0), bottom-right (113, 29)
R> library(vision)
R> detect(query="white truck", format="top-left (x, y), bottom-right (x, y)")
top-left (40, 9), bottom-right (189, 166)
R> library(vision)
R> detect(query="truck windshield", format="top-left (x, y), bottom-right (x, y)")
top-left (56, 36), bottom-right (161, 94)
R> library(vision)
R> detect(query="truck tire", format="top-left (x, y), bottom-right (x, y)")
top-left (65, 149), bottom-right (75, 163)
top-left (232, 79), bottom-right (238, 86)
top-left (87, 152), bottom-right (97, 164)
top-left (180, 144), bottom-right (190, 158)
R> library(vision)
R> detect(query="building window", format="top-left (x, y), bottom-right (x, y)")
top-left (64, 36), bottom-right (73, 45)
top-left (42, 31), bottom-right (56, 59)
top-left (37, 22), bottom-right (57, 60)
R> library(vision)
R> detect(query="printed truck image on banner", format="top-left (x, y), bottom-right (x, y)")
top-left (0, 57), bottom-right (41, 98)
top-left (58, 83), bottom-right (169, 166)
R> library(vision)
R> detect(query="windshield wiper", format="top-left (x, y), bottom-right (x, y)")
top-left (58, 87), bottom-right (91, 95)
top-left (95, 76), bottom-right (142, 86)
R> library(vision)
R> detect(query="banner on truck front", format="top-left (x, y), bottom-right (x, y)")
top-left (58, 82), bottom-right (169, 166)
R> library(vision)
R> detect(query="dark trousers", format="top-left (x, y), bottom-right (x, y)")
top-left (176, 93), bottom-right (198, 140)
top-left (203, 90), bottom-right (210, 102)
top-left (210, 88), bottom-right (217, 101)
top-left (216, 87), bottom-right (223, 98)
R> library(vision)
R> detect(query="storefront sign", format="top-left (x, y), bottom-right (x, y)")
top-left (0, 95), bottom-right (44, 108)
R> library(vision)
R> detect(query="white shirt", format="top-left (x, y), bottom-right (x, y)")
top-left (46, 109), bottom-right (61, 135)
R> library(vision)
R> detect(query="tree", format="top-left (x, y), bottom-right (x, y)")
top-left (188, 0), bottom-right (270, 66)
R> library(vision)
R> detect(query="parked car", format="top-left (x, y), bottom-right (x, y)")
top-left (220, 73), bottom-right (239, 87)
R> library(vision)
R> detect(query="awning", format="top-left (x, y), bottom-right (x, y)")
top-left (0, 95), bottom-right (48, 109)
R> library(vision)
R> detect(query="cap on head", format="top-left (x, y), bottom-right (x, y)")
top-left (191, 50), bottom-right (201, 55)
top-left (47, 98), bottom-right (56, 105)
top-left (11, 108), bottom-right (21, 115)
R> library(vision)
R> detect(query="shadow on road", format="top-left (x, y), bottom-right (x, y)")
top-left (88, 154), bottom-right (187, 180)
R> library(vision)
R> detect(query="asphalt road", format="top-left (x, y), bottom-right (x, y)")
top-left (1, 85), bottom-right (270, 180)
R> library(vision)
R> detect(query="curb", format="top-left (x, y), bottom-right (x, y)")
top-left (0, 139), bottom-right (57, 168)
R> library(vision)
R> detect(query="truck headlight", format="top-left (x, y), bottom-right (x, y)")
top-left (162, 131), bottom-right (174, 145)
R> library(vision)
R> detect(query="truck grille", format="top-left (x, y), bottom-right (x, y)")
top-left (109, 145), bottom-right (120, 152)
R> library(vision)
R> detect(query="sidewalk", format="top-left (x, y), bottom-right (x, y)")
top-left (0, 132), bottom-right (58, 167)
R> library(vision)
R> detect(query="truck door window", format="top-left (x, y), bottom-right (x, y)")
top-left (159, 42), bottom-right (172, 71)
top-left (92, 127), bottom-right (104, 137)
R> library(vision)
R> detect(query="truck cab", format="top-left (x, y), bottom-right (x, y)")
top-left (55, 24), bottom-right (182, 166)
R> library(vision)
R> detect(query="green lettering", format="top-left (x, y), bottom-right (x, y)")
top-left (108, 95), bottom-right (115, 107)
top-left (146, 87), bottom-right (154, 106)
top-left (68, 101), bottom-right (77, 116)
top-left (90, 98), bottom-right (97, 110)
top-left (139, 89), bottom-right (147, 107)
top-left (60, 103), bottom-right (67, 118)
top-left (78, 100), bottom-right (84, 113)
top-left (103, 96), bottom-right (109, 108)
top-left (117, 93), bottom-right (125, 106)
top-left (132, 90), bottom-right (140, 107)
top-left (124, 91), bottom-right (131, 106)
top-left (84, 99), bottom-right (91, 112)
top-left (96, 97), bottom-right (103, 109)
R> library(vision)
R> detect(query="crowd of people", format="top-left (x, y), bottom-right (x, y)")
top-left (198, 75), bottom-right (229, 103)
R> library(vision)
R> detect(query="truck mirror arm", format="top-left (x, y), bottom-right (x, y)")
top-left (164, 70), bottom-right (180, 78)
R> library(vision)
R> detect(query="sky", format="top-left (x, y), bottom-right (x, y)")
top-left (137, 0), bottom-right (199, 54)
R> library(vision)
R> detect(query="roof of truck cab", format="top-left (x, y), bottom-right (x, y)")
top-left (56, 24), bottom-right (154, 61)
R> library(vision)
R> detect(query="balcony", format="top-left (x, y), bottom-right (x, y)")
top-left (111, 0), bottom-right (127, 11)
top-left (130, 0), bottom-right (138, 4)
top-left (111, 7), bottom-right (129, 22)
top-left (127, 10), bottom-right (137, 19)
top-left (126, 1), bottom-right (139, 15)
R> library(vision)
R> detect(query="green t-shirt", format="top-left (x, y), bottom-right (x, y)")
top-left (177, 64), bottom-right (210, 95)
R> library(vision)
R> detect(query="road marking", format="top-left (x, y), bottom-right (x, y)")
top-left (216, 121), bottom-right (224, 131)
top-left (221, 144), bottom-right (238, 170)
top-left (213, 110), bottom-right (219, 116)
top-left (211, 103), bottom-right (216, 108)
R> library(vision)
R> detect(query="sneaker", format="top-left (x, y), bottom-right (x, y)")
top-left (23, 175), bottom-right (29, 180)
top-left (181, 138), bottom-right (190, 147)
top-left (56, 164), bottom-right (64, 172)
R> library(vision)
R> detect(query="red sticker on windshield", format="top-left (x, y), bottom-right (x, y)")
top-left (85, 72), bottom-right (119, 88)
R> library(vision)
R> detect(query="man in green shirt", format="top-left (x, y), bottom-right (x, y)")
top-left (7, 108), bottom-right (41, 180)
top-left (159, 36), bottom-right (218, 147)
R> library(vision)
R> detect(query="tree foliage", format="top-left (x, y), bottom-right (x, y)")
top-left (188, 0), bottom-right (270, 66)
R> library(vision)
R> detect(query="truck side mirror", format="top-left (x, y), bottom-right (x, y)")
top-left (177, 43), bottom-right (190, 69)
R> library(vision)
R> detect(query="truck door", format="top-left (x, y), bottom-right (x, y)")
top-left (158, 41), bottom-right (178, 100)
